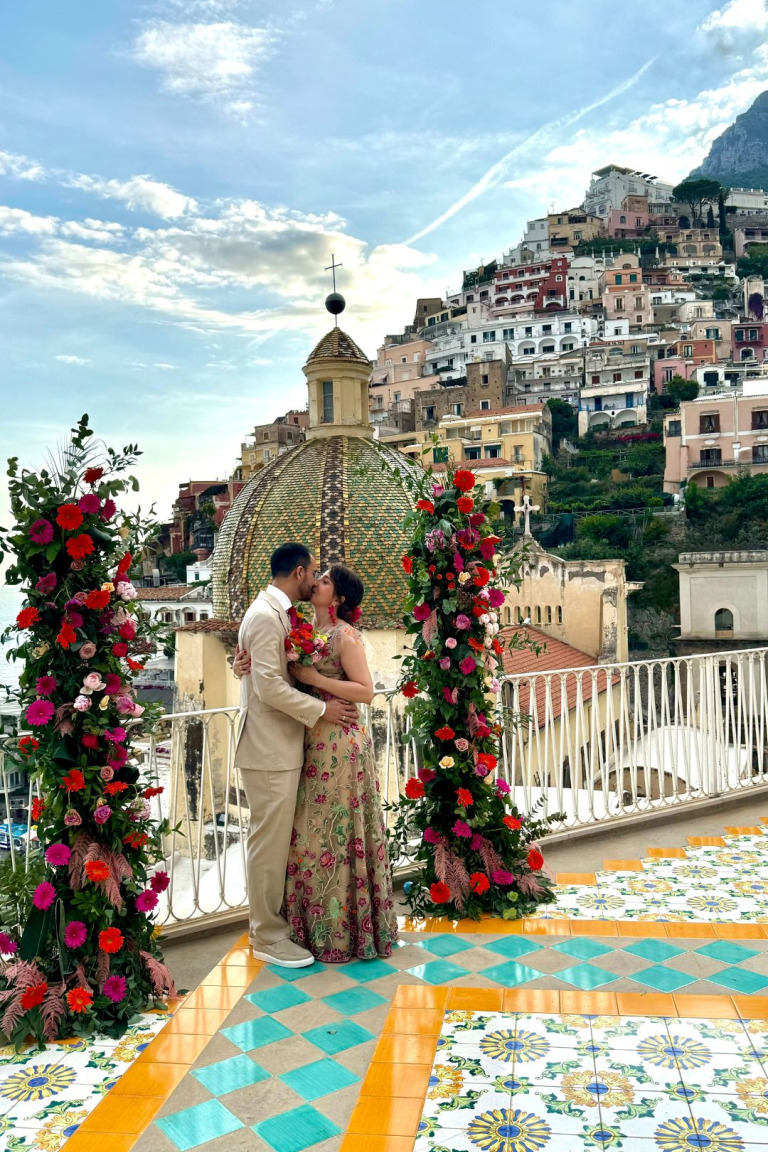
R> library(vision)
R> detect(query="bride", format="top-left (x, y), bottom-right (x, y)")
top-left (234, 563), bottom-right (397, 963)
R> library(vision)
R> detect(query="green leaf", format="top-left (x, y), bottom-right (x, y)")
top-left (19, 903), bottom-right (52, 962)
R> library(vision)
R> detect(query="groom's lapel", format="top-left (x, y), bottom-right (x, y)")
top-left (260, 589), bottom-right (290, 635)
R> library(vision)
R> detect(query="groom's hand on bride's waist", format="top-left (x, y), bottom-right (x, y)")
top-left (324, 697), bottom-right (359, 725)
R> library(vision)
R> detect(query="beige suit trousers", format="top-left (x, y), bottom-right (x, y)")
top-left (240, 765), bottom-right (302, 946)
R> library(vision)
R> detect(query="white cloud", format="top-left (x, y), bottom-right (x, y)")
top-left (0, 150), bottom-right (46, 181)
top-left (130, 20), bottom-right (277, 117)
top-left (55, 354), bottom-right (91, 365)
top-left (66, 174), bottom-right (196, 219)
top-left (0, 206), bottom-right (58, 235)
top-left (60, 219), bottom-right (126, 242)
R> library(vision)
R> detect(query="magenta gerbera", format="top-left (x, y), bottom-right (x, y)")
top-left (453, 820), bottom-right (472, 838)
top-left (459, 657), bottom-right (477, 675)
top-left (35, 675), bottom-right (57, 696)
top-left (102, 975), bottom-right (127, 1003)
top-left (136, 889), bottom-right (158, 913)
top-left (32, 881), bottom-right (56, 910)
top-left (26, 699), bottom-right (56, 727)
top-left (104, 726), bottom-right (127, 744)
top-left (150, 870), bottom-right (170, 893)
top-left (78, 493), bottom-right (101, 515)
top-left (64, 920), bottom-right (88, 948)
top-left (29, 518), bottom-right (54, 544)
top-left (0, 932), bottom-right (18, 956)
top-left (45, 843), bottom-right (72, 867)
top-left (35, 572), bottom-right (57, 593)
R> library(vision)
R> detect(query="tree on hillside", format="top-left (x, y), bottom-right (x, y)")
top-left (672, 178), bottom-right (724, 226)
top-left (546, 398), bottom-right (578, 454)
top-left (748, 292), bottom-right (765, 321)
top-left (717, 186), bottom-right (731, 238)
top-left (666, 375), bottom-right (699, 404)
top-left (707, 205), bottom-right (716, 228)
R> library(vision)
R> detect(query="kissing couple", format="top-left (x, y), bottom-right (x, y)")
top-left (232, 541), bottom-right (397, 968)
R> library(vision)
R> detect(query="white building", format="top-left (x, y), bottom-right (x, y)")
top-left (504, 217), bottom-right (551, 263)
top-left (578, 342), bottom-right (650, 434)
top-left (674, 551), bottom-right (768, 654)
top-left (186, 559), bottom-right (212, 583)
top-left (584, 165), bottom-right (674, 218)
top-left (135, 583), bottom-right (213, 627)
top-left (726, 188), bottom-right (768, 215)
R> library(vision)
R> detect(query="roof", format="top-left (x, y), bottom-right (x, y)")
top-left (432, 458), bottom-right (538, 473)
top-left (500, 625), bottom-right (617, 725)
top-left (306, 327), bottom-right (371, 367)
top-left (462, 403), bottom-right (546, 419)
top-left (135, 585), bottom-right (199, 601)
top-left (177, 619), bottom-right (240, 639)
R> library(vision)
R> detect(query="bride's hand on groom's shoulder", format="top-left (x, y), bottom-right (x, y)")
top-left (289, 663), bottom-right (319, 685)
top-left (232, 646), bottom-right (251, 679)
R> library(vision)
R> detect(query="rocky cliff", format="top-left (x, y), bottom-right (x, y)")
top-left (690, 90), bottom-right (768, 191)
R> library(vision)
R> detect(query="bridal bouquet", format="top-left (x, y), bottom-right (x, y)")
top-left (284, 610), bottom-right (329, 666)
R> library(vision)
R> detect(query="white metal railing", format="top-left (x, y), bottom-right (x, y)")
top-left (2, 647), bottom-right (768, 930)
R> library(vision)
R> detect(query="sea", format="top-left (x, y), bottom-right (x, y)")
top-left (0, 583), bottom-right (23, 714)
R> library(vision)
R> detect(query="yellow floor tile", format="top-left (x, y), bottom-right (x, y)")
top-left (340, 1136), bottom-right (418, 1152)
top-left (446, 987), bottom-right (503, 1011)
top-left (602, 859), bottom-right (645, 871)
top-left (617, 993), bottom-right (676, 1017)
top-left (560, 991), bottom-right (619, 1017)
top-left (724, 826), bottom-right (764, 835)
top-left (672, 994), bottom-right (739, 1019)
top-left (160, 1007), bottom-right (232, 1036)
top-left (555, 873), bottom-right (596, 886)
top-left (569, 919), bottom-right (619, 936)
top-left (111, 1062), bottom-right (190, 1097)
top-left (687, 836), bottom-right (725, 847)
top-left (134, 1031), bottom-right (211, 1065)
top-left (374, 1035), bottom-right (438, 1064)
top-left (381, 1009), bottom-right (443, 1036)
top-left (617, 922), bottom-right (668, 938)
top-left (467, 917), bottom-right (519, 934)
top-left (181, 984), bottom-right (244, 1011)
top-left (503, 989), bottom-right (561, 1014)
top-left (346, 1095), bottom-right (424, 1137)
top-left (665, 923), bottom-right (717, 939)
top-left (392, 985), bottom-right (449, 1010)
top-left (714, 923), bottom-right (768, 940)
top-left (646, 848), bottom-right (687, 859)
top-left (519, 919), bottom-right (571, 936)
top-left (732, 996), bottom-right (768, 1020)
top-left (62, 1135), bottom-right (139, 1152)
top-left (75, 1095), bottom-right (165, 1134)
top-left (361, 1063), bottom-right (432, 1098)
top-left (200, 966), bottom-right (254, 989)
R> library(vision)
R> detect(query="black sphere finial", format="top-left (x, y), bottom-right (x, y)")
top-left (325, 292), bottom-right (346, 317)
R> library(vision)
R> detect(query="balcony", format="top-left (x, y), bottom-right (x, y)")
top-left (690, 458), bottom-right (738, 469)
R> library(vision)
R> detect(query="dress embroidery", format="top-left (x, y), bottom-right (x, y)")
top-left (284, 624), bottom-right (397, 961)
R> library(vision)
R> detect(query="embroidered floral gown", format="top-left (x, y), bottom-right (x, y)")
top-left (284, 623), bottom-right (398, 962)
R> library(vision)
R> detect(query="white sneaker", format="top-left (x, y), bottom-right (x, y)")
top-left (251, 938), bottom-right (314, 968)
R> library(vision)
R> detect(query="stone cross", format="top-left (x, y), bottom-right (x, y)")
top-left (325, 253), bottom-right (343, 292)
top-left (514, 493), bottom-right (540, 537)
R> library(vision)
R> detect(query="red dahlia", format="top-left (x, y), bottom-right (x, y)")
top-left (404, 778), bottom-right (424, 799)
top-left (453, 469), bottom-right (476, 493)
top-left (21, 982), bottom-right (48, 1010)
top-left (56, 504), bottom-right (83, 531)
top-left (429, 882), bottom-right (451, 903)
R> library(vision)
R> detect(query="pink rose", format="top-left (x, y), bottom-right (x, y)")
top-left (455, 614), bottom-right (471, 630)
top-left (115, 696), bottom-right (135, 715)
top-left (73, 695), bottom-right (92, 712)
top-left (79, 642), bottom-right (97, 660)
top-left (99, 767), bottom-right (115, 782)
top-left (439, 657), bottom-right (450, 670)
top-left (117, 582), bottom-right (137, 602)
top-left (83, 672), bottom-right (105, 691)
top-left (445, 637), bottom-right (458, 649)
top-left (94, 805), bottom-right (112, 824)
top-left (455, 738), bottom-right (469, 752)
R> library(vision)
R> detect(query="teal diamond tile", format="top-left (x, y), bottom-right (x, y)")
top-left (246, 985), bottom-right (311, 1014)
top-left (552, 939), bottom-right (612, 961)
top-left (157, 1100), bottom-right (243, 1151)
top-left (407, 959), bottom-right (467, 984)
top-left (556, 963), bottom-right (617, 990)
top-left (322, 987), bottom-right (387, 1016)
top-left (255, 1104), bottom-right (341, 1152)
top-left (221, 1016), bottom-right (292, 1052)
top-left (268, 962), bottom-right (329, 982)
top-left (623, 939), bottom-right (685, 963)
top-left (343, 958), bottom-right (397, 983)
top-left (709, 967), bottom-right (768, 994)
top-left (485, 937), bottom-right (543, 960)
top-left (634, 966), bottom-right (696, 993)
top-left (420, 934), bottom-right (474, 957)
top-left (191, 1054), bottom-right (269, 1096)
top-left (696, 940), bottom-right (760, 964)
top-left (303, 1019), bottom-right (374, 1055)
top-left (481, 961), bottom-right (540, 987)
top-left (280, 1057), bottom-right (360, 1101)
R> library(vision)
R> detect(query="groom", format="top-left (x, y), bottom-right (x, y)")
top-left (235, 541), bottom-right (358, 967)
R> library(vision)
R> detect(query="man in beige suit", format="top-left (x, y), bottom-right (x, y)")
top-left (234, 542), bottom-right (358, 967)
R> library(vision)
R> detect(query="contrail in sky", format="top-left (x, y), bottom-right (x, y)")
top-left (404, 55), bottom-right (659, 245)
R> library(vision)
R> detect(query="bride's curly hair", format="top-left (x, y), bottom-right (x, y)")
top-left (328, 563), bottom-right (364, 625)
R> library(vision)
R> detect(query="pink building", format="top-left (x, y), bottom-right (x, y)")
top-left (601, 255), bottom-right (652, 328)
top-left (606, 195), bottom-right (650, 238)
top-left (663, 383), bottom-right (768, 493)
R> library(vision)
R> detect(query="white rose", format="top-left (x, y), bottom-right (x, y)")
top-left (479, 614), bottom-right (490, 626)
top-left (117, 582), bottom-right (137, 602)
top-left (73, 695), bottom-right (92, 712)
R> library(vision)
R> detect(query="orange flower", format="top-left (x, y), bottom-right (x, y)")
top-left (527, 848), bottom-right (544, 871)
top-left (429, 881), bottom-right (451, 903)
top-left (472, 566), bottom-right (490, 588)
top-left (468, 638), bottom-right (484, 652)
top-left (66, 533), bottom-right (95, 561)
top-left (60, 769), bottom-right (85, 792)
top-left (456, 788), bottom-right (474, 807)
top-left (84, 860), bottom-right (110, 883)
top-left (415, 499), bottom-right (434, 513)
top-left (21, 982), bottom-right (48, 1010)
top-left (457, 496), bottom-right (474, 513)
top-left (126, 658), bottom-right (145, 672)
top-left (85, 589), bottom-right (111, 610)
top-left (19, 736), bottom-right (40, 758)
top-left (31, 797), bottom-right (45, 821)
top-left (503, 815), bottom-right (522, 831)
top-left (453, 469), bottom-right (476, 493)
top-left (56, 622), bottom-right (77, 648)
top-left (434, 726), bottom-right (455, 740)
top-left (16, 606), bottom-right (40, 630)
top-left (476, 753), bottom-right (497, 771)
top-left (56, 504), bottom-right (83, 531)
top-left (98, 927), bottom-right (124, 954)
top-left (105, 781), bottom-right (129, 796)
top-left (66, 986), bottom-right (93, 1013)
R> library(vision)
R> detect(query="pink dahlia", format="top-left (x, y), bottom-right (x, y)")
top-left (78, 493), bottom-right (101, 515)
top-left (93, 805), bottom-right (112, 825)
top-left (45, 843), bottom-right (71, 866)
top-left (35, 675), bottom-right (57, 696)
top-left (412, 603), bottom-right (431, 622)
top-left (29, 518), bottom-right (54, 544)
top-left (100, 498), bottom-right (117, 521)
top-left (136, 889), bottom-right (158, 913)
top-left (0, 932), bottom-right (18, 956)
top-left (32, 881), bottom-right (56, 910)
top-left (453, 820), bottom-right (472, 839)
top-left (26, 699), bottom-right (55, 727)
top-left (487, 588), bottom-right (505, 608)
top-left (459, 657), bottom-right (477, 675)
top-left (64, 920), bottom-right (88, 948)
top-left (104, 727), bottom-right (127, 744)
top-left (102, 975), bottom-right (127, 1004)
top-left (35, 572), bottom-right (57, 594)
top-left (496, 779), bottom-right (511, 795)
top-left (150, 870), bottom-right (170, 893)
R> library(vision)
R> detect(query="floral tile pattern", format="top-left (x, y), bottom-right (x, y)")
top-left (416, 1010), bottom-right (768, 1151)
top-left (533, 832), bottom-right (768, 923)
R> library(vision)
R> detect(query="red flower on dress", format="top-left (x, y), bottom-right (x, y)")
top-left (415, 499), bottom-right (434, 513)
top-left (56, 504), bottom-right (83, 531)
top-left (98, 927), bottom-right (124, 954)
top-left (16, 606), bottom-right (40, 629)
top-left (401, 681), bottom-right (419, 698)
top-left (470, 872), bottom-right (490, 895)
top-left (453, 469), bottom-right (476, 492)
top-left (527, 848), bottom-right (544, 871)
top-left (61, 769), bottom-right (85, 792)
top-left (404, 778), bottom-right (424, 800)
top-left (401, 554), bottom-right (413, 574)
top-left (84, 466), bottom-right (104, 485)
top-left (434, 726), bottom-right (455, 740)
top-left (457, 496), bottom-right (474, 513)
top-left (456, 788), bottom-right (474, 807)
top-left (429, 882), bottom-right (451, 903)
top-left (21, 982), bottom-right (48, 1010)
top-left (66, 533), bottom-right (95, 560)
top-left (84, 860), bottom-right (110, 882)
top-left (66, 987), bottom-right (93, 1013)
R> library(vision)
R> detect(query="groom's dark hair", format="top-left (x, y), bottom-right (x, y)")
top-left (270, 541), bottom-right (311, 578)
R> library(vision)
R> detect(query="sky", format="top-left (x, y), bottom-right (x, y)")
top-left (1, 0), bottom-right (767, 527)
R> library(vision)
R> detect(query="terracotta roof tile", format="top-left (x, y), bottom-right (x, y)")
top-left (306, 327), bottom-right (370, 366)
top-left (463, 403), bottom-right (546, 418)
top-left (500, 625), bottom-right (617, 725)
top-left (177, 618), bottom-right (240, 636)
top-left (135, 585), bottom-right (197, 601)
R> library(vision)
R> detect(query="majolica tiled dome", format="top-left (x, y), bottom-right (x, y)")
top-left (212, 435), bottom-right (419, 626)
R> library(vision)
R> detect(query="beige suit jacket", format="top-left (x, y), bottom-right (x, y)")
top-left (234, 589), bottom-right (325, 772)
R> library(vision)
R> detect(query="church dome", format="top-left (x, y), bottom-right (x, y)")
top-left (306, 327), bottom-right (370, 367)
top-left (211, 434), bottom-right (419, 626)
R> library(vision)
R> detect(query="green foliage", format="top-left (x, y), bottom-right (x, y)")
top-left (389, 467), bottom-right (559, 921)
top-left (737, 243), bottom-right (768, 280)
top-left (161, 551), bottom-right (197, 583)
top-left (624, 441), bottom-right (666, 476)
top-left (666, 376), bottom-right (699, 404)
top-left (546, 398), bottom-right (577, 454)
top-left (672, 177), bottom-right (725, 224)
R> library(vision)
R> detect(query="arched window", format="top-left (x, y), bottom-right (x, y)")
top-left (504, 607), bottom-right (511, 625)
top-left (714, 607), bottom-right (733, 633)
top-left (545, 606), bottom-right (552, 625)
top-left (535, 605), bottom-right (542, 625)
top-left (557, 606), bottom-right (563, 625)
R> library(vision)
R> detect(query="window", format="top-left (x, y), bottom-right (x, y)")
top-left (432, 447), bottom-right (449, 464)
top-left (545, 606), bottom-right (552, 624)
top-left (524, 606), bottom-right (531, 623)
top-left (453, 403), bottom-right (462, 416)
top-left (480, 400), bottom-right (490, 411)
top-left (503, 328), bottom-right (514, 339)
top-left (401, 356), bottom-right (407, 363)
top-left (564, 321), bottom-right (572, 333)
top-left (714, 607), bottom-right (734, 634)
top-left (321, 380), bottom-right (334, 423)
top-left (629, 273), bottom-right (637, 283)
top-left (423, 405), bottom-right (435, 422)
top-left (556, 606), bottom-right (563, 625)
top-left (542, 344), bottom-right (555, 353)
top-left (484, 444), bottom-right (501, 458)
top-left (735, 329), bottom-right (744, 341)
top-left (635, 297), bottom-right (644, 309)
top-left (393, 391), bottom-right (401, 402)
top-left (630, 344), bottom-right (640, 354)
top-left (615, 274), bottom-right (623, 285)
top-left (466, 447), bottom-right (481, 460)
top-left (504, 607), bottom-right (512, 625)
top-left (563, 341), bottom-right (574, 351)
top-left (634, 369), bottom-right (644, 379)
top-left (752, 410), bottom-right (768, 429)
top-left (591, 374), bottom-right (600, 384)
top-left (514, 446), bottom-right (523, 462)
top-left (263, 448), bottom-right (271, 461)
top-left (619, 215), bottom-right (626, 225)
top-left (667, 419), bottom-right (681, 437)
top-left (754, 444), bottom-right (768, 463)
top-left (706, 476), bottom-right (715, 489)
top-left (525, 327), bottom-right (533, 337)
top-left (613, 372), bottom-right (622, 382)
top-left (749, 328), bottom-right (759, 340)
top-left (542, 324), bottom-right (552, 334)
top-left (615, 297), bottom-right (624, 311)
top-left (470, 334), bottom-right (477, 344)
top-left (517, 607), bottom-right (524, 623)
top-left (684, 345), bottom-right (693, 358)
top-left (483, 330), bottom-right (496, 342)
top-left (481, 373), bottom-right (489, 384)
top-left (466, 294), bottom-right (474, 302)
top-left (701, 448), bottom-right (722, 465)
top-left (535, 606), bottom-right (542, 624)
top-left (699, 414), bottom-right (720, 434)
